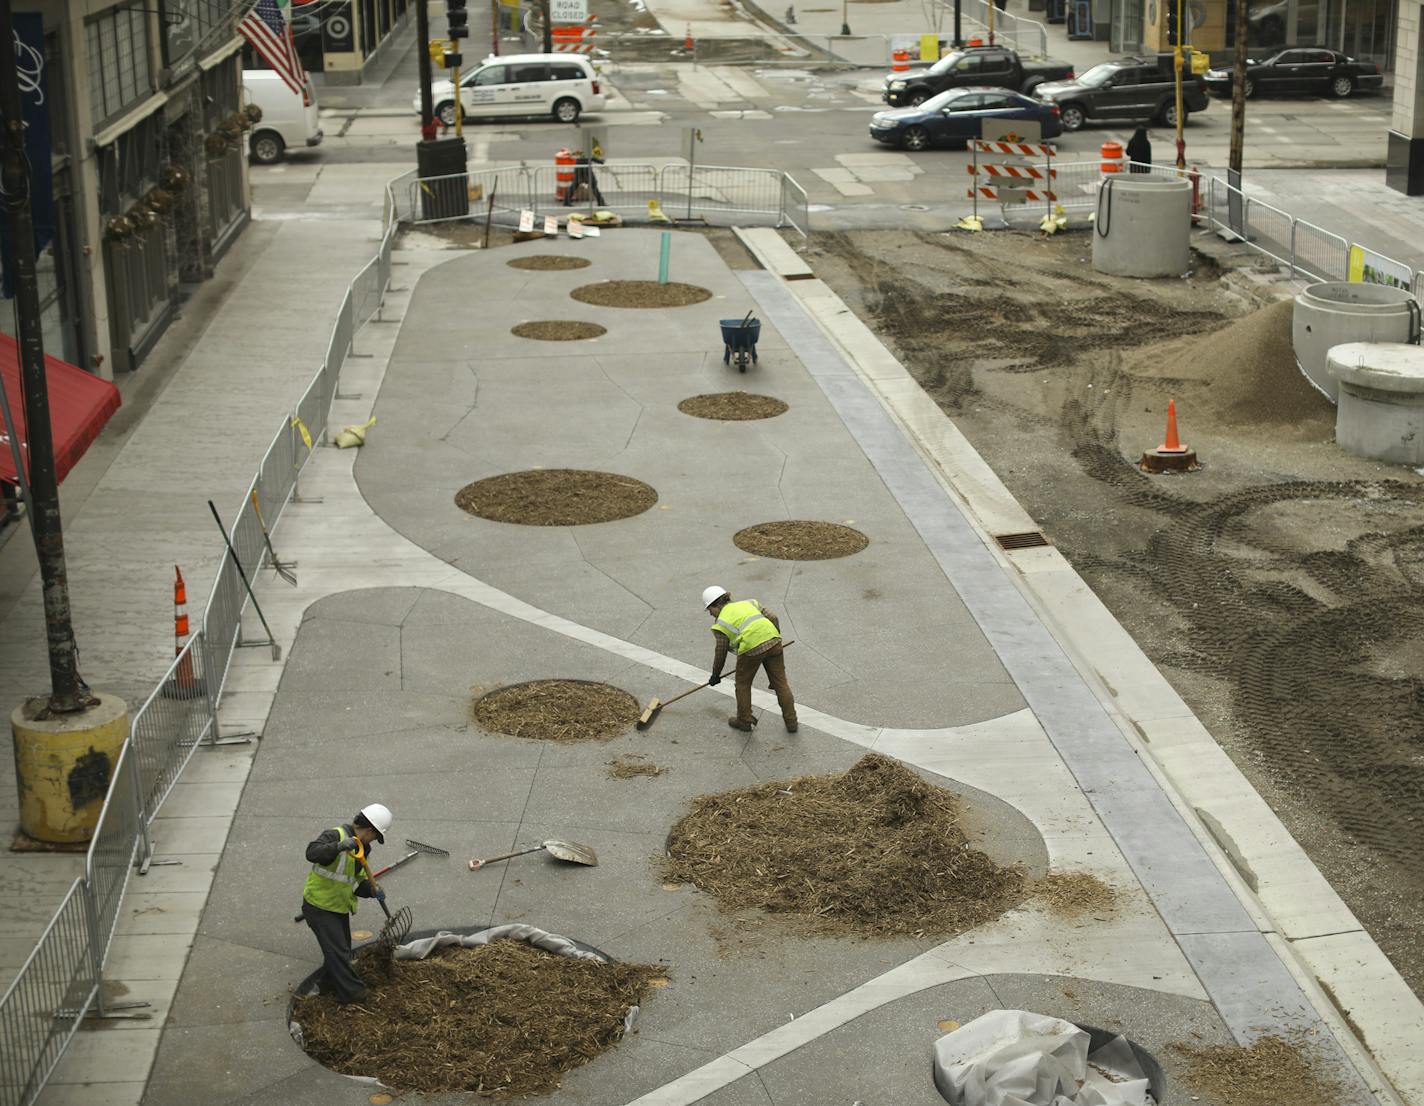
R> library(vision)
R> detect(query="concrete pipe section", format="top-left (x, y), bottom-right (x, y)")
top-left (1294, 282), bottom-right (1420, 403)
top-left (1329, 340), bottom-right (1424, 466)
top-left (1091, 177), bottom-right (1193, 279)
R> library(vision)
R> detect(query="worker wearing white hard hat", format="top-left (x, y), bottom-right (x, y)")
top-left (299, 802), bottom-right (393, 1003)
top-left (702, 586), bottom-right (797, 734)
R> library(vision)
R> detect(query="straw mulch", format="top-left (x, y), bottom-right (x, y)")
top-left (1170, 1034), bottom-right (1344, 1106)
top-left (455, 469), bottom-right (657, 526)
top-left (733, 520), bottom-right (869, 561)
top-left (1032, 871), bottom-right (1119, 918)
top-left (678, 392), bottom-right (789, 421)
top-left (507, 255), bottom-right (591, 270)
top-left (511, 320), bottom-right (607, 341)
top-left (571, 280), bottom-right (712, 309)
top-left (608, 754), bottom-right (669, 780)
top-left (474, 680), bottom-right (641, 743)
top-left (662, 754), bottom-right (1024, 937)
top-left (294, 939), bottom-right (663, 1097)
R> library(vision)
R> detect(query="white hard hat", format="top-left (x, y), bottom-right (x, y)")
top-left (701, 585), bottom-right (729, 609)
top-left (359, 803), bottom-right (392, 843)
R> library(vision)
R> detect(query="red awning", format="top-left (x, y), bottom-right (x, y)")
top-left (0, 335), bottom-right (121, 486)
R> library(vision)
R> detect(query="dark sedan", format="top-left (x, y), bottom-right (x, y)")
top-left (869, 86), bottom-right (1062, 151)
top-left (1203, 48), bottom-right (1383, 99)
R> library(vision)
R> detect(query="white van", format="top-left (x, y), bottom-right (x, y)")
top-left (415, 53), bottom-right (605, 126)
top-left (243, 70), bottom-right (323, 165)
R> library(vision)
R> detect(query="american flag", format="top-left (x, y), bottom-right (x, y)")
top-left (239, 0), bottom-right (306, 96)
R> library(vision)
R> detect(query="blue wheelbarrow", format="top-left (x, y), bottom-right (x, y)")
top-left (721, 312), bottom-right (761, 372)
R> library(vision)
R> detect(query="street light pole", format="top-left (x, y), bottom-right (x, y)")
top-left (953, 0), bottom-right (963, 46)
top-left (840, 0), bottom-right (850, 37)
top-left (0, 0), bottom-right (92, 715)
top-left (1173, 0), bottom-right (1186, 170)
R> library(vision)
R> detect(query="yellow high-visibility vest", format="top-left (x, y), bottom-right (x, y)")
top-left (711, 599), bottom-right (779, 655)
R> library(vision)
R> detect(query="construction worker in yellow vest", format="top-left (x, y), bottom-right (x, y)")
top-left (300, 802), bottom-right (392, 1004)
top-left (703, 585), bottom-right (798, 733)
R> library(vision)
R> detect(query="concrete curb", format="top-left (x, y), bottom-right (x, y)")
top-left (732, 224), bottom-right (1424, 1106)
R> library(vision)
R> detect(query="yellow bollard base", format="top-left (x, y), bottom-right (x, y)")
top-left (11, 692), bottom-right (129, 845)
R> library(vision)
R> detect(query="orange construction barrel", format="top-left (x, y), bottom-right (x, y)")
top-left (892, 49), bottom-right (910, 71)
top-left (1100, 140), bottom-right (1124, 174)
top-left (555, 148), bottom-right (576, 200)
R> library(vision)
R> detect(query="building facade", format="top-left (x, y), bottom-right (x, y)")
top-left (2, 0), bottom-right (251, 380)
top-left (284, 0), bottom-right (412, 84)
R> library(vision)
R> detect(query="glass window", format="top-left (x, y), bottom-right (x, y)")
top-left (472, 65), bottom-right (507, 86)
top-left (954, 55), bottom-right (983, 72)
top-left (1278, 49), bottom-right (1309, 63)
top-left (508, 64), bottom-right (548, 82)
top-left (1308, 50), bottom-right (1335, 62)
top-left (551, 65), bottom-right (583, 80)
top-left (980, 52), bottom-right (1012, 73)
top-left (86, 7), bottom-right (153, 125)
top-left (949, 93), bottom-right (987, 111)
top-left (1076, 63), bottom-right (1121, 87)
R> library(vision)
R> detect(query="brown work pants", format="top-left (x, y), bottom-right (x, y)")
top-left (735, 645), bottom-right (796, 728)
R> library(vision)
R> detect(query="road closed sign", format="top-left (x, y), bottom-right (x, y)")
top-left (551, 0), bottom-right (588, 21)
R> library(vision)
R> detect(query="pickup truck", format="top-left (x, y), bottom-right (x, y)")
top-left (881, 46), bottom-right (1075, 108)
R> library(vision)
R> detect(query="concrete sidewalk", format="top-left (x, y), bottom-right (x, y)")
top-left (93, 227), bottom-right (1417, 1106)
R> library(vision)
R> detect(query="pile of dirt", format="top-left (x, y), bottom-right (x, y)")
top-left (1120, 298), bottom-right (1332, 430)
top-left (734, 520), bottom-right (869, 560)
top-left (456, 469), bottom-right (657, 525)
top-left (508, 255), bottom-right (591, 271)
top-left (679, 392), bottom-right (789, 421)
top-left (1032, 871), bottom-right (1119, 918)
top-left (662, 753), bottom-right (1024, 936)
top-left (571, 281), bottom-right (712, 309)
top-left (294, 939), bottom-right (662, 1097)
top-left (608, 754), bottom-right (669, 779)
top-left (511, 320), bottom-right (607, 341)
top-left (1169, 1035), bottom-right (1343, 1106)
top-left (474, 680), bottom-right (641, 742)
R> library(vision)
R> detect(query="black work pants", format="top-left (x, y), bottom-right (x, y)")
top-left (302, 900), bottom-right (368, 1003)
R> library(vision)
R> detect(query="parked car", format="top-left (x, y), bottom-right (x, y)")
top-left (243, 70), bottom-right (322, 165)
top-left (870, 86), bottom-right (1062, 150)
top-left (1032, 57), bottom-right (1207, 131)
top-left (881, 46), bottom-right (1075, 107)
top-left (415, 53), bottom-right (605, 126)
top-left (1203, 48), bottom-right (1383, 99)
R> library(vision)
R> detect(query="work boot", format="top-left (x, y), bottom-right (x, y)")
top-left (728, 715), bottom-right (755, 732)
top-left (784, 720), bottom-right (798, 733)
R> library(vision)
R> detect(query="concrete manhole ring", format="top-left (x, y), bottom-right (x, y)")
top-left (473, 679), bottom-right (641, 742)
top-left (733, 519), bottom-right (868, 560)
top-left (571, 280), bottom-right (712, 309)
top-left (455, 469), bottom-right (657, 525)
top-left (678, 392), bottom-right (788, 421)
top-left (507, 254), bottom-right (592, 271)
top-left (511, 320), bottom-right (608, 341)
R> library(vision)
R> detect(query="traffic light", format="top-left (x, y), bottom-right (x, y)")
top-left (447, 0), bottom-right (469, 39)
top-left (444, 50), bottom-right (463, 68)
top-left (429, 39), bottom-right (447, 67)
top-left (1164, 0), bottom-right (1178, 46)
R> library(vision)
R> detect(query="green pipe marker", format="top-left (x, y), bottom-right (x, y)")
top-left (658, 231), bottom-right (671, 284)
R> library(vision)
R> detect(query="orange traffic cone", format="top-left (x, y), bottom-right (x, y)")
top-left (163, 565), bottom-right (207, 700)
top-left (1140, 399), bottom-right (1199, 473)
top-left (684, 24), bottom-right (694, 50)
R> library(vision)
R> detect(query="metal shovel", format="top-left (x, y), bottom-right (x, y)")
top-left (467, 839), bottom-right (598, 871)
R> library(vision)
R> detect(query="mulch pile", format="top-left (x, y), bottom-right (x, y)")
top-left (734, 520), bottom-right (869, 561)
top-left (293, 939), bottom-right (663, 1097)
top-left (1170, 1034), bottom-right (1343, 1106)
top-left (474, 679), bottom-right (641, 742)
top-left (662, 753), bottom-right (1024, 936)
top-left (571, 280), bottom-right (712, 309)
top-left (1031, 871), bottom-right (1119, 918)
top-left (456, 469), bottom-right (657, 525)
top-left (508, 255), bottom-right (591, 271)
top-left (679, 392), bottom-right (789, 421)
top-left (512, 320), bottom-right (607, 341)
top-left (608, 754), bottom-right (669, 780)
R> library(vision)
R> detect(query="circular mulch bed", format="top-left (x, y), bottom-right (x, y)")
top-left (662, 753), bottom-right (1025, 937)
top-left (571, 280), bottom-right (712, 309)
top-left (507, 255), bottom-right (591, 271)
top-left (455, 469), bottom-right (657, 526)
top-left (474, 679), bottom-right (641, 742)
top-left (678, 392), bottom-right (788, 421)
top-left (511, 320), bottom-right (607, 342)
top-left (293, 939), bottom-right (663, 1096)
top-left (733, 520), bottom-right (868, 560)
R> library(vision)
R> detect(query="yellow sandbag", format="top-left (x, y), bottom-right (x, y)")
top-left (334, 416), bottom-right (376, 449)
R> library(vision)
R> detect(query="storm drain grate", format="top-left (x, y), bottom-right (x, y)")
top-left (994, 531), bottom-right (1051, 551)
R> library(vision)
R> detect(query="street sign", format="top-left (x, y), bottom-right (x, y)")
top-left (983, 118), bottom-right (1041, 144)
top-left (551, 0), bottom-right (588, 21)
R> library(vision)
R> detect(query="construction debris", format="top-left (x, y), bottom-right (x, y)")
top-left (1031, 871), bottom-right (1119, 918)
top-left (1170, 1034), bottom-right (1343, 1106)
top-left (608, 754), bottom-right (669, 779)
top-left (474, 679), bottom-right (641, 743)
top-left (663, 753), bottom-right (1024, 936)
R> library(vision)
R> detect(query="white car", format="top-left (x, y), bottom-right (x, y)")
top-left (415, 53), bottom-right (605, 126)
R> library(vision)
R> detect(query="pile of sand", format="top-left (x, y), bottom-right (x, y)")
top-left (1120, 299), bottom-right (1332, 430)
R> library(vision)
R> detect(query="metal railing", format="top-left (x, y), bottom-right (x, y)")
top-left (407, 162), bottom-right (809, 235)
top-left (936, 0), bottom-right (1050, 56)
top-left (0, 173), bottom-right (407, 1106)
top-left (1204, 175), bottom-right (1355, 283)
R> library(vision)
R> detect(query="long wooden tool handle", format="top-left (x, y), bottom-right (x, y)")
top-left (468, 844), bottom-right (545, 870)
top-left (697, 639), bottom-right (794, 701)
top-left (355, 849), bottom-right (392, 919)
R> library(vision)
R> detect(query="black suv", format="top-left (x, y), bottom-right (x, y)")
top-left (1032, 57), bottom-right (1208, 131)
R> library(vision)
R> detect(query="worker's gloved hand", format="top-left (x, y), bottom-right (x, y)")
top-left (707, 672), bottom-right (722, 687)
top-left (338, 837), bottom-right (360, 852)
top-left (375, 888), bottom-right (387, 904)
